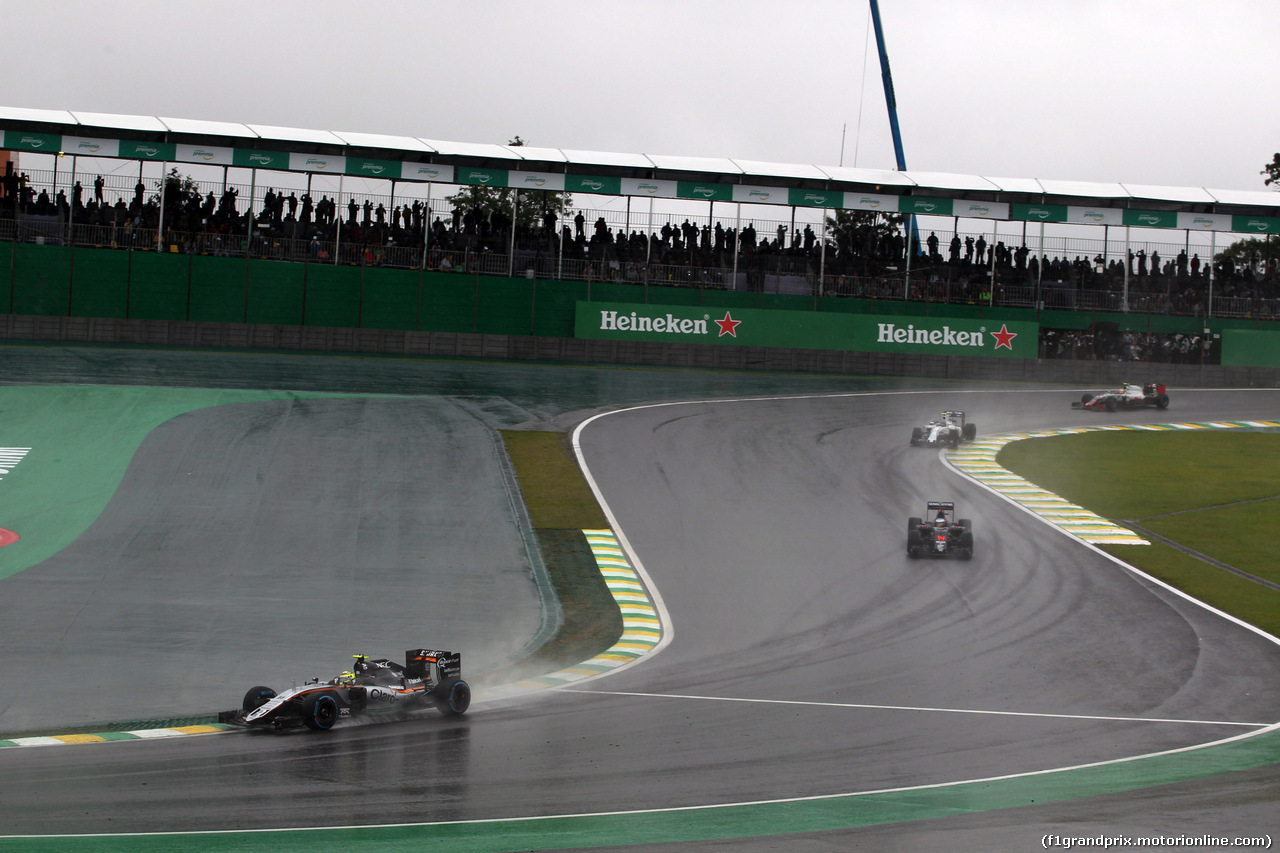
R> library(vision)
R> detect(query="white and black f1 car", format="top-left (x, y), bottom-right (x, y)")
top-left (1072, 382), bottom-right (1169, 412)
top-left (907, 501), bottom-right (974, 559)
top-left (910, 411), bottom-right (977, 447)
top-left (220, 649), bottom-right (471, 731)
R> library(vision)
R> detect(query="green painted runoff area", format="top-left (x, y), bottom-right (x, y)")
top-left (3, 728), bottom-right (1277, 851)
top-left (998, 430), bottom-right (1280, 637)
top-left (0, 386), bottom-right (338, 580)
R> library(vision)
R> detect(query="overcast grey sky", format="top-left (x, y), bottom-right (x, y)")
top-left (4, 1), bottom-right (1278, 193)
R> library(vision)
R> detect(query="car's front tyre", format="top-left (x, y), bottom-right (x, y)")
top-left (302, 691), bottom-right (341, 730)
top-left (242, 685), bottom-right (276, 713)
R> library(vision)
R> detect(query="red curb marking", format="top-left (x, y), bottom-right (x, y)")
top-left (0, 528), bottom-right (19, 547)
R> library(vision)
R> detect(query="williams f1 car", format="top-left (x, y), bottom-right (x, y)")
top-left (907, 501), bottom-right (974, 559)
top-left (1072, 382), bottom-right (1169, 412)
top-left (910, 411), bottom-right (977, 447)
top-left (219, 649), bottom-right (471, 731)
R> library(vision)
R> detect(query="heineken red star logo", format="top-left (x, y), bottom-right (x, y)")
top-left (715, 311), bottom-right (742, 337)
top-left (992, 324), bottom-right (1017, 350)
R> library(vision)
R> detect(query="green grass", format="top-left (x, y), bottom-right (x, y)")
top-left (998, 430), bottom-right (1280, 638)
top-left (501, 430), bottom-right (609, 529)
top-left (493, 430), bottom-right (621, 680)
top-left (997, 431), bottom-right (1280, 518)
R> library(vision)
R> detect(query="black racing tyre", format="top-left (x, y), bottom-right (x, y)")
top-left (959, 531), bottom-right (974, 559)
top-left (1105, 398), bottom-right (1117, 412)
top-left (910, 427), bottom-right (923, 446)
top-left (302, 691), bottom-right (341, 730)
top-left (242, 685), bottom-right (276, 713)
top-left (962, 422), bottom-right (977, 441)
top-left (1156, 394), bottom-right (1170, 409)
top-left (907, 517), bottom-right (923, 558)
top-left (1081, 393), bottom-right (1093, 405)
top-left (435, 679), bottom-right (472, 716)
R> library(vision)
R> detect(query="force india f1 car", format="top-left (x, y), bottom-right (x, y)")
top-left (907, 501), bottom-right (974, 559)
top-left (910, 411), bottom-right (977, 447)
top-left (1072, 382), bottom-right (1170, 412)
top-left (219, 649), bottom-right (471, 731)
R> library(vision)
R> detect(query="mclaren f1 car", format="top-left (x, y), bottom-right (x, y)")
top-left (907, 501), bottom-right (974, 559)
top-left (220, 648), bottom-right (471, 731)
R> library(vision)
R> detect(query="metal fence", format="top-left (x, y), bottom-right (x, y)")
top-left (0, 211), bottom-right (1274, 322)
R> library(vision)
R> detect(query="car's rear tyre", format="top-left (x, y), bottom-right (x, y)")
top-left (1081, 393), bottom-right (1093, 405)
top-left (962, 423), bottom-right (977, 441)
top-left (435, 679), bottom-right (472, 716)
top-left (1156, 394), bottom-right (1169, 409)
top-left (910, 427), bottom-right (923, 446)
top-left (958, 518), bottom-right (972, 530)
top-left (242, 685), bottom-right (276, 713)
top-left (302, 691), bottom-right (341, 730)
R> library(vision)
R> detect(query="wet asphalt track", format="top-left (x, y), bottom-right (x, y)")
top-left (0, 346), bottom-right (1278, 848)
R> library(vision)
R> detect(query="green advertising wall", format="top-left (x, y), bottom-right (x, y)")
top-left (3, 242), bottom-right (1280, 363)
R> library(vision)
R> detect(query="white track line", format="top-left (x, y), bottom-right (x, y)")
top-left (564, 688), bottom-right (1271, 728)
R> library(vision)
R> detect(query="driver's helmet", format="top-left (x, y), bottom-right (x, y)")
top-left (934, 514), bottom-right (948, 528)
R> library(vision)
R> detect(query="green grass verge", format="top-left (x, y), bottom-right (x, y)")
top-left (998, 430), bottom-right (1280, 638)
top-left (493, 430), bottom-right (621, 680)
top-left (501, 430), bottom-right (609, 529)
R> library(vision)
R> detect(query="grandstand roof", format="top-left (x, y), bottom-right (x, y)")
top-left (1, 105), bottom-right (1278, 218)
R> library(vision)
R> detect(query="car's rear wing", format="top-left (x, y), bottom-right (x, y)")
top-left (941, 411), bottom-right (965, 420)
top-left (405, 649), bottom-right (462, 680)
top-left (926, 501), bottom-right (955, 513)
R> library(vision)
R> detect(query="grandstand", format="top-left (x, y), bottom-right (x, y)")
top-left (1, 105), bottom-right (1278, 373)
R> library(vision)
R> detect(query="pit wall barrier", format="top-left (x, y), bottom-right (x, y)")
top-left (2, 313), bottom-right (1277, 389)
top-left (1, 242), bottom-right (1278, 384)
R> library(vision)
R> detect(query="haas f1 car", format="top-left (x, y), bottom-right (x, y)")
top-left (911, 411), bottom-right (977, 448)
top-left (1072, 382), bottom-right (1169, 412)
top-left (907, 501), bottom-right (974, 559)
top-left (220, 649), bottom-right (471, 731)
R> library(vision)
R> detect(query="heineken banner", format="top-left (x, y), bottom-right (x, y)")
top-left (575, 302), bottom-right (1036, 358)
